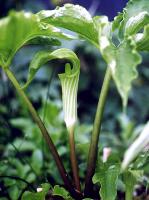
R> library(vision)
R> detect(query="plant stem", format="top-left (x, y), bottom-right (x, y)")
top-left (4, 68), bottom-right (79, 198)
top-left (125, 190), bottom-right (133, 200)
top-left (84, 67), bottom-right (111, 196)
top-left (69, 127), bottom-right (81, 193)
top-left (124, 172), bottom-right (135, 200)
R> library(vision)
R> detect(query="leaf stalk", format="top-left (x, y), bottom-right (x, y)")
top-left (84, 67), bottom-right (111, 196)
top-left (68, 126), bottom-right (81, 193)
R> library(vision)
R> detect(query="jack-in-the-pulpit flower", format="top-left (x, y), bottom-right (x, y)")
top-left (59, 62), bottom-right (80, 131)
top-left (23, 48), bottom-right (80, 131)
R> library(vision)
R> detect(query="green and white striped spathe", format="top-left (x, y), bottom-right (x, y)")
top-left (59, 62), bottom-right (80, 130)
top-left (23, 48), bottom-right (80, 130)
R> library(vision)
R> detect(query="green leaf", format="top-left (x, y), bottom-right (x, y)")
top-left (93, 161), bottom-right (120, 200)
top-left (7, 138), bottom-right (36, 152)
top-left (38, 4), bottom-right (98, 47)
top-left (133, 152), bottom-right (149, 170)
top-left (99, 34), bottom-right (141, 107)
top-left (28, 36), bottom-right (61, 46)
top-left (112, 39), bottom-right (141, 108)
top-left (110, 0), bottom-right (149, 106)
top-left (123, 170), bottom-right (143, 200)
top-left (83, 199), bottom-right (93, 200)
top-left (113, 0), bottom-right (149, 39)
top-left (31, 149), bottom-right (43, 174)
top-left (8, 185), bottom-right (19, 200)
top-left (125, 11), bottom-right (149, 37)
top-left (0, 11), bottom-right (74, 68)
top-left (53, 185), bottom-right (74, 199)
top-left (22, 183), bottom-right (51, 200)
top-left (135, 24), bottom-right (149, 51)
top-left (23, 48), bottom-right (80, 130)
top-left (112, 12), bottom-right (123, 32)
top-left (112, 0), bottom-right (149, 52)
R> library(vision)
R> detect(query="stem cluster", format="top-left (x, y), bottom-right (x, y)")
top-left (4, 65), bottom-right (111, 199)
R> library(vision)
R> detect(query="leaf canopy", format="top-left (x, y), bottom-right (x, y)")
top-left (0, 1), bottom-right (148, 110)
top-left (38, 2), bottom-right (146, 108)
top-left (38, 4), bottom-right (99, 47)
top-left (0, 11), bottom-right (74, 68)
